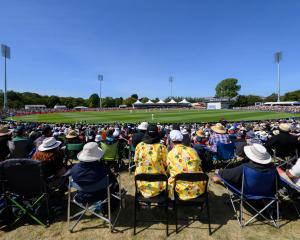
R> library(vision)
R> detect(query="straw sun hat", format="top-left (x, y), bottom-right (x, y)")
top-left (244, 143), bottom-right (272, 165)
top-left (66, 130), bottom-right (78, 139)
top-left (0, 125), bottom-right (13, 136)
top-left (77, 142), bottom-right (104, 162)
top-left (279, 123), bottom-right (291, 132)
top-left (211, 123), bottom-right (226, 134)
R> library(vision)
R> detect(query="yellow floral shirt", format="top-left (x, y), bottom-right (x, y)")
top-left (134, 142), bottom-right (168, 198)
top-left (167, 144), bottom-right (206, 200)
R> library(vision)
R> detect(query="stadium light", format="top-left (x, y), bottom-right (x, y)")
top-left (274, 51), bottom-right (282, 102)
top-left (1, 44), bottom-right (10, 110)
top-left (98, 75), bottom-right (104, 109)
top-left (169, 76), bottom-right (174, 98)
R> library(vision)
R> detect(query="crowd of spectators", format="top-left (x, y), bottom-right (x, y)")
top-left (234, 105), bottom-right (300, 113)
top-left (1, 117), bottom-right (300, 227)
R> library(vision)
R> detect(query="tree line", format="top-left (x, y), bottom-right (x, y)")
top-left (0, 77), bottom-right (299, 109)
top-left (0, 91), bottom-right (206, 109)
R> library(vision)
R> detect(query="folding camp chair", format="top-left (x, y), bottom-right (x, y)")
top-left (64, 143), bottom-right (84, 165)
top-left (173, 173), bottom-right (211, 235)
top-left (214, 142), bottom-right (236, 168)
top-left (67, 175), bottom-right (124, 232)
top-left (277, 167), bottom-right (300, 217)
top-left (100, 142), bottom-right (122, 171)
top-left (128, 145), bottom-right (135, 174)
top-left (274, 149), bottom-right (298, 169)
top-left (218, 167), bottom-right (279, 228)
top-left (1, 159), bottom-right (50, 227)
top-left (134, 173), bottom-right (169, 236)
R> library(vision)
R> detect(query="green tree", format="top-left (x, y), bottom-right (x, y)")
top-left (140, 97), bottom-right (149, 103)
top-left (215, 78), bottom-right (241, 98)
top-left (47, 95), bottom-right (61, 108)
top-left (131, 94), bottom-right (138, 100)
top-left (264, 93), bottom-right (278, 102)
top-left (123, 97), bottom-right (136, 106)
top-left (102, 97), bottom-right (116, 108)
top-left (115, 97), bottom-right (123, 107)
top-left (283, 90), bottom-right (300, 101)
top-left (87, 93), bottom-right (100, 108)
top-left (234, 95), bottom-right (263, 107)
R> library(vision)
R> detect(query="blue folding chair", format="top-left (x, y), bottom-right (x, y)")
top-left (214, 142), bottom-right (236, 168)
top-left (218, 166), bottom-right (279, 228)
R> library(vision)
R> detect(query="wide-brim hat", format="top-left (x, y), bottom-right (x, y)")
top-left (38, 137), bottom-right (62, 151)
top-left (66, 130), bottom-right (78, 139)
top-left (244, 143), bottom-right (272, 164)
top-left (279, 123), bottom-right (291, 132)
top-left (0, 125), bottom-right (13, 136)
top-left (77, 142), bottom-right (104, 162)
top-left (196, 130), bottom-right (205, 137)
top-left (211, 123), bottom-right (226, 134)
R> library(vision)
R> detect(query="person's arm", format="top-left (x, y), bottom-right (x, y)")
top-left (217, 164), bottom-right (244, 187)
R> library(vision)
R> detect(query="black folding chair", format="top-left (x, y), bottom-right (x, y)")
top-left (134, 173), bottom-right (169, 236)
top-left (173, 172), bottom-right (211, 235)
top-left (1, 159), bottom-right (50, 227)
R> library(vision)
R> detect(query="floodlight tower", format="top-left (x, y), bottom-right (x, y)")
top-left (98, 74), bottom-right (104, 109)
top-left (169, 76), bottom-right (174, 98)
top-left (274, 52), bottom-right (282, 102)
top-left (1, 44), bottom-right (10, 110)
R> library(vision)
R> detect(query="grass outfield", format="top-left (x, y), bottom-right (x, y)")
top-left (9, 109), bottom-right (300, 123)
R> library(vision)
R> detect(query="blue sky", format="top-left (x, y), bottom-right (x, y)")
top-left (0, 0), bottom-right (300, 99)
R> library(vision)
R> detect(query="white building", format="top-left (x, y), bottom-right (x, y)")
top-left (25, 105), bottom-right (47, 110)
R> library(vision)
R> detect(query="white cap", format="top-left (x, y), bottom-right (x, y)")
top-left (138, 122), bottom-right (148, 130)
top-left (169, 130), bottom-right (183, 142)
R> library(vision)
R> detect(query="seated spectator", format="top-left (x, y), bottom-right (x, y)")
top-left (134, 124), bottom-right (167, 198)
top-left (71, 142), bottom-right (119, 209)
top-left (34, 125), bottom-right (53, 147)
top-left (65, 130), bottom-right (81, 144)
top-left (245, 130), bottom-right (261, 144)
top-left (208, 123), bottom-right (230, 152)
top-left (213, 144), bottom-right (274, 188)
top-left (265, 123), bottom-right (300, 158)
top-left (0, 125), bottom-right (13, 161)
top-left (167, 130), bottom-right (205, 200)
top-left (233, 131), bottom-right (247, 160)
top-left (10, 125), bottom-right (35, 158)
top-left (132, 122), bottom-right (148, 148)
top-left (181, 128), bottom-right (191, 147)
top-left (32, 137), bottom-right (66, 186)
